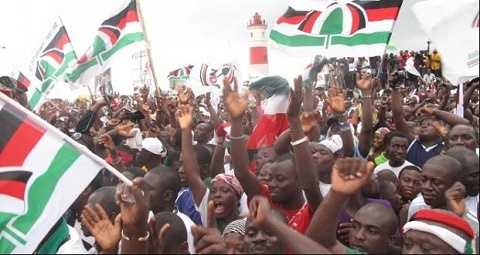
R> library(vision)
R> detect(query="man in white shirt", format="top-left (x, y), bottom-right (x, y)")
top-left (374, 131), bottom-right (416, 177)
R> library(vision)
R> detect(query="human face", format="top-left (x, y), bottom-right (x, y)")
top-left (398, 170), bottom-right (422, 201)
top-left (372, 133), bottom-right (385, 150)
top-left (256, 163), bottom-right (272, 186)
top-left (447, 126), bottom-right (478, 151)
top-left (268, 160), bottom-right (298, 203)
top-left (464, 159), bottom-right (480, 196)
top-left (386, 136), bottom-right (409, 166)
top-left (244, 221), bottom-right (283, 254)
top-left (255, 148), bottom-right (276, 171)
top-left (402, 229), bottom-right (457, 254)
top-left (175, 157), bottom-right (188, 187)
top-left (421, 164), bottom-right (456, 208)
top-left (194, 123), bottom-right (212, 143)
top-left (309, 143), bottom-right (335, 175)
top-left (419, 119), bottom-right (437, 141)
top-left (224, 233), bottom-right (246, 254)
top-left (349, 209), bottom-right (392, 254)
top-left (145, 172), bottom-right (164, 214)
top-left (208, 181), bottom-right (238, 220)
top-left (380, 181), bottom-right (403, 212)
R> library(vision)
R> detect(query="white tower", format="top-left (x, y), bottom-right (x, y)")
top-left (247, 13), bottom-right (269, 76)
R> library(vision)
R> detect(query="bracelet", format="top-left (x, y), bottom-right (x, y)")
top-left (290, 136), bottom-right (308, 146)
top-left (362, 95), bottom-right (372, 99)
top-left (229, 134), bottom-right (245, 140)
top-left (121, 229), bottom-right (150, 242)
top-left (290, 127), bottom-right (303, 133)
top-left (112, 157), bottom-right (122, 165)
top-left (339, 121), bottom-right (351, 132)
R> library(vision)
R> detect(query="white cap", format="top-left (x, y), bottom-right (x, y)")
top-left (142, 137), bottom-right (166, 156)
top-left (320, 134), bottom-right (343, 154)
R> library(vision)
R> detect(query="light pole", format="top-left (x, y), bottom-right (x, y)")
top-left (427, 40), bottom-right (431, 56)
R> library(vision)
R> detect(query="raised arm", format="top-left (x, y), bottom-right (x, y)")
top-left (417, 107), bottom-right (469, 126)
top-left (306, 158), bottom-right (374, 254)
top-left (356, 73), bottom-right (373, 157)
top-left (209, 134), bottom-right (226, 177)
top-left (249, 196), bottom-right (330, 254)
top-left (288, 75), bottom-right (322, 210)
top-left (326, 86), bottom-right (354, 157)
top-left (390, 73), bottom-right (415, 141)
top-left (205, 93), bottom-right (222, 128)
top-left (223, 78), bottom-right (263, 198)
top-left (178, 88), bottom-right (207, 205)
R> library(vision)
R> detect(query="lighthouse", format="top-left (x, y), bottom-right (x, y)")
top-left (247, 12), bottom-right (268, 76)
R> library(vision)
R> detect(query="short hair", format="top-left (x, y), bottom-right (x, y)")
top-left (398, 165), bottom-right (422, 178)
top-left (165, 151), bottom-right (181, 167)
top-left (384, 131), bottom-right (408, 146)
top-left (87, 186), bottom-right (120, 216)
top-left (376, 170), bottom-right (398, 183)
top-left (273, 153), bottom-right (296, 168)
top-left (445, 146), bottom-right (479, 173)
top-left (154, 212), bottom-right (187, 249)
top-left (447, 124), bottom-right (478, 142)
top-left (193, 145), bottom-right (212, 166)
top-left (149, 166), bottom-right (181, 200)
top-left (357, 203), bottom-right (398, 236)
top-left (423, 155), bottom-right (462, 182)
top-left (124, 166), bottom-right (145, 178)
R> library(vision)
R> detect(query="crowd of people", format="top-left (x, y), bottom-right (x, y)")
top-left (10, 51), bottom-right (479, 254)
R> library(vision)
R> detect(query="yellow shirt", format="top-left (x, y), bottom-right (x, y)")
top-left (430, 53), bottom-right (441, 70)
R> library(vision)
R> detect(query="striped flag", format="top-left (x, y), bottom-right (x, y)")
top-left (66, 0), bottom-right (146, 85)
top-left (0, 92), bottom-right (106, 253)
top-left (31, 17), bottom-right (77, 94)
top-left (247, 76), bottom-right (290, 149)
top-left (412, 0), bottom-right (479, 84)
top-left (0, 65), bottom-right (46, 111)
top-left (270, 0), bottom-right (403, 57)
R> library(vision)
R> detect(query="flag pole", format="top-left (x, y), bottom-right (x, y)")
top-left (136, 0), bottom-right (161, 97)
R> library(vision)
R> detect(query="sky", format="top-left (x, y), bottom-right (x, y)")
top-left (0, 0), bottom-right (433, 98)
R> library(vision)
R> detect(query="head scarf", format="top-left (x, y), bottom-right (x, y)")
top-left (211, 174), bottom-right (244, 200)
top-left (222, 218), bottom-right (246, 237)
top-left (375, 127), bottom-right (391, 137)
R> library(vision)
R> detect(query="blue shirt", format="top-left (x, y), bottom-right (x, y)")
top-left (175, 187), bottom-right (203, 225)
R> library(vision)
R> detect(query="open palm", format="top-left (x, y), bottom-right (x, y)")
top-left (326, 86), bottom-right (345, 114)
top-left (356, 72), bottom-right (372, 91)
top-left (81, 204), bottom-right (121, 252)
top-left (223, 77), bottom-right (249, 119)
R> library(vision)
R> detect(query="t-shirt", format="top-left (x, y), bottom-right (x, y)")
top-left (319, 181), bottom-right (331, 197)
top-left (406, 139), bottom-right (445, 168)
top-left (374, 160), bottom-right (415, 177)
top-left (176, 187), bottom-right (203, 225)
top-left (258, 184), bottom-right (313, 234)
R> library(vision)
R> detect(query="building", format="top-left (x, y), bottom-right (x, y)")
top-left (247, 12), bottom-right (269, 77)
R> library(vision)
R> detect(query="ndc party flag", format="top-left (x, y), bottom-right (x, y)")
top-left (0, 66), bottom-right (46, 111)
top-left (270, 0), bottom-right (403, 57)
top-left (66, 0), bottom-right (146, 85)
top-left (247, 76), bottom-right (290, 149)
top-left (189, 63), bottom-right (236, 96)
top-left (412, 0), bottom-right (479, 84)
top-left (0, 92), bottom-right (108, 253)
top-left (31, 17), bottom-right (77, 94)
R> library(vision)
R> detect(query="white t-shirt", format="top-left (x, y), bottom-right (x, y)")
top-left (125, 127), bottom-right (142, 150)
top-left (58, 226), bottom-right (89, 254)
top-left (319, 181), bottom-right (331, 197)
top-left (374, 160), bottom-right (415, 177)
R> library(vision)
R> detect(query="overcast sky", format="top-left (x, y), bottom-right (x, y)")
top-left (0, 0), bottom-right (431, 96)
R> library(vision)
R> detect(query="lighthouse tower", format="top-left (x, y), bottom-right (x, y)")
top-left (247, 12), bottom-right (268, 76)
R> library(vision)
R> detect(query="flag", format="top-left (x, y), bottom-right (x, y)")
top-left (189, 63), bottom-right (236, 96)
top-left (269, 0), bottom-right (403, 57)
top-left (302, 55), bottom-right (328, 87)
top-left (0, 92), bottom-right (107, 253)
top-left (31, 17), bottom-right (77, 94)
top-left (0, 66), bottom-right (46, 111)
top-left (247, 76), bottom-right (289, 149)
top-left (405, 57), bottom-right (421, 77)
top-left (455, 82), bottom-right (464, 117)
top-left (66, 0), bottom-right (146, 85)
top-left (412, 0), bottom-right (479, 84)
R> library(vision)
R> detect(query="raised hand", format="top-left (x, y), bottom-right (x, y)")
top-left (331, 158), bottom-right (374, 195)
top-left (98, 134), bottom-right (116, 151)
top-left (248, 196), bottom-right (271, 229)
top-left (191, 201), bottom-right (227, 254)
top-left (326, 85), bottom-right (345, 114)
top-left (417, 107), bottom-right (434, 116)
top-left (177, 104), bottom-right (194, 130)
top-left (116, 122), bottom-right (135, 138)
top-left (300, 111), bottom-right (318, 133)
top-left (81, 204), bottom-right (121, 253)
top-left (356, 72), bottom-right (372, 91)
top-left (445, 182), bottom-right (467, 217)
top-left (223, 77), bottom-right (250, 119)
top-left (107, 118), bottom-right (121, 128)
top-left (116, 178), bottom-right (151, 227)
top-left (178, 86), bottom-right (192, 105)
top-left (287, 75), bottom-right (304, 121)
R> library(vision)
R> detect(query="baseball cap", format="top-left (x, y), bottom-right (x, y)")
top-left (142, 137), bottom-right (166, 156)
top-left (319, 134), bottom-right (343, 154)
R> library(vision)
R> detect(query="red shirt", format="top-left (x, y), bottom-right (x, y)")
top-left (258, 184), bottom-right (313, 234)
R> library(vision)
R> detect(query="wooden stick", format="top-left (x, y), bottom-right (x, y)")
top-left (136, 0), bottom-right (161, 97)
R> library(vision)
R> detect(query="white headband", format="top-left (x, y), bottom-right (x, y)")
top-left (403, 221), bottom-right (466, 253)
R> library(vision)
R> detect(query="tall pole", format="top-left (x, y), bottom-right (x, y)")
top-left (136, 0), bottom-right (161, 97)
